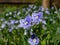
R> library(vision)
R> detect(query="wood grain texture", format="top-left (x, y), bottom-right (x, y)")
top-left (52, 0), bottom-right (60, 8)
top-left (42, 0), bottom-right (50, 9)
top-left (0, 0), bottom-right (36, 3)
top-left (43, 0), bottom-right (60, 9)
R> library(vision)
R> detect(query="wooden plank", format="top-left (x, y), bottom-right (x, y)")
top-left (0, 0), bottom-right (36, 3)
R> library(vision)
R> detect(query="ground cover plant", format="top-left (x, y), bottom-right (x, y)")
top-left (0, 0), bottom-right (60, 45)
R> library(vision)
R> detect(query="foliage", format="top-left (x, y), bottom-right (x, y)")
top-left (0, 0), bottom-right (60, 45)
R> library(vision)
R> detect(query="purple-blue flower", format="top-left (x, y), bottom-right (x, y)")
top-left (9, 20), bottom-right (15, 24)
top-left (9, 26), bottom-right (14, 32)
top-left (45, 8), bottom-right (50, 14)
top-left (39, 6), bottom-right (44, 11)
top-left (20, 15), bottom-right (32, 29)
top-left (28, 34), bottom-right (39, 45)
top-left (1, 24), bottom-right (5, 28)
top-left (32, 12), bottom-right (43, 24)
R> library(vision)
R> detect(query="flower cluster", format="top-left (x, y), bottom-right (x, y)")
top-left (0, 5), bottom-right (51, 45)
top-left (19, 11), bottom-right (44, 45)
top-left (19, 12), bottom-right (43, 29)
top-left (0, 2), bottom-right (60, 45)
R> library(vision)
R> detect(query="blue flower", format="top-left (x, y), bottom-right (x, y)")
top-left (42, 20), bottom-right (46, 25)
top-left (9, 20), bottom-right (15, 24)
top-left (45, 8), bottom-right (50, 14)
top-left (1, 23), bottom-right (5, 28)
top-left (32, 12), bottom-right (43, 24)
top-left (20, 15), bottom-right (32, 29)
top-left (9, 27), bottom-right (14, 32)
top-left (31, 34), bottom-right (36, 39)
top-left (29, 5), bottom-right (33, 8)
top-left (28, 34), bottom-right (39, 45)
top-left (39, 6), bottom-right (44, 11)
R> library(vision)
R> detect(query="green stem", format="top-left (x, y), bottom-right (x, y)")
top-left (21, 34), bottom-right (26, 45)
